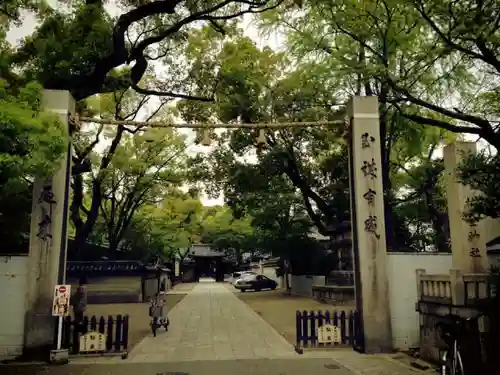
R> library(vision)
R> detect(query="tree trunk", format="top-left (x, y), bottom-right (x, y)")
top-left (284, 259), bottom-right (291, 292)
top-left (284, 270), bottom-right (291, 292)
top-left (379, 96), bottom-right (396, 251)
top-left (108, 238), bottom-right (120, 254)
top-left (72, 231), bottom-right (87, 261)
top-left (425, 194), bottom-right (450, 253)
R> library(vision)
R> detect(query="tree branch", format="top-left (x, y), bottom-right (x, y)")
top-left (73, 0), bottom-right (284, 100)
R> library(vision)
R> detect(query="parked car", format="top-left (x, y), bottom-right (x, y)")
top-left (229, 271), bottom-right (255, 285)
top-left (234, 274), bottom-right (277, 292)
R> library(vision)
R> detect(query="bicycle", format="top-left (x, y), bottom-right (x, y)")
top-left (436, 312), bottom-right (484, 375)
top-left (149, 297), bottom-right (169, 337)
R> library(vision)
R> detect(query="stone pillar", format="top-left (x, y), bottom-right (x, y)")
top-left (347, 96), bottom-right (392, 353)
top-left (443, 142), bottom-right (488, 274)
top-left (23, 90), bottom-right (74, 356)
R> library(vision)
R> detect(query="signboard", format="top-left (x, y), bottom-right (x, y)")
top-left (317, 324), bottom-right (341, 344)
top-left (52, 284), bottom-right (71, 317)
top-left (79, 332), bottom-right (106, 353)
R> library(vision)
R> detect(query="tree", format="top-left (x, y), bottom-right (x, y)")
top-left (70, 88), bottom-right (172, 252)
top-left (181, 28), bottom-right (452, 251)
top-left (9, 0), bottom-right (288, 101)
top-left (458, 152), bottom-right (500, 222)
top-left (392, 159), bottom-right (449, 252)
top-left (121, 189), bottom-right (204, 261)
top-left (181, 30), bottom-right (351, 234)
top-left (98, 127), bottom-right (187, 252)
top-left (0, 79), bottom-right (69, 252)
top-left (258, 0), bottom-right (471, 248)
top-left (0, 0), bottom-right (48, 23)
top-left (0, 81), bottom-right (68, 191)
top-left (201, 206), bottom-right (256, 263)
top-left (261, 0), bottom-right (500, 146)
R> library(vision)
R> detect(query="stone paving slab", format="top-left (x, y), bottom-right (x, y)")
top-left (1, 356), bottom-right (433, 375)
top-left (165, 282), bottom-right (198, 294)
top-left (1, 359), bottom-right (351, 375)
top-left (301, 350), bottom-right (434, 375)
top-left (127, 281), bottom-right (298, 363)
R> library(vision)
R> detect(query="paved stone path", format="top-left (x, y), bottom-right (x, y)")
top-left (128, 279), bottom-right (298, 362)
top-left (49, 279), bottom-right (433, 375)
top-left (2, 355), bottom-right (434, 375)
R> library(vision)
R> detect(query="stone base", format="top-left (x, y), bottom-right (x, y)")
top-left (22, 344), bottom-right (53, 362)
top-left (49, 349), bottom-right (69, 365)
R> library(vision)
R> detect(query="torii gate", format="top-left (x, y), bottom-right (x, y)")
top-left (23, 90), bottom-right (392, 358)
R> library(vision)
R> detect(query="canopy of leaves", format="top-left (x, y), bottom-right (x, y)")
top-left (120, 189), bottom-right (204, 261)
top-left (458, 152), bottom-right (500, 222)
top-left (0, 79), bottom-right (69, 252)
top-left (0, 81), bottom-right (68, 190)
top-left (179, 26), bottom-right (453, 252)
top-left (8, 0), bottom-right (498, 259)
top-left (8, 0), bottom-right (287, 101)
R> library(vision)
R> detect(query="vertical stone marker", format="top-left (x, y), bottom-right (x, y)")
top-left (24, 90), bottom-right (74, 356)
top-left (443, 142), bottom-right (488, 274)
top-left (347, 96), bottom-right (392, 353)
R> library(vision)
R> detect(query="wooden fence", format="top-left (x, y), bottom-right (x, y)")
top-left (295, 310), bottom-right (363, 352)
top-left (62, 314), bottom-right (129, 358)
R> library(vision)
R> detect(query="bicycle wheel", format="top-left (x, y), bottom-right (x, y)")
top-left (442, 347), bottom-right (464, 375)
top-left (441, 349), bottom-right (451, 375)
top-left (455, 349), bottom-right (464, 375)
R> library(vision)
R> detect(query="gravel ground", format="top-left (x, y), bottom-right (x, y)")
top-left (235, 288), bottom-right (355, 345)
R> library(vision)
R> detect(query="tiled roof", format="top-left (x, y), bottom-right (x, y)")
top-left (66, 260), bottom-right (145, 273)
top-left (188, 244), bottom-right (225, 257)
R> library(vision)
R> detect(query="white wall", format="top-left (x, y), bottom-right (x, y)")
top-left (0, 255), bottom-right (29, 359)
top-left (387, 252), bottom-right (452, 350)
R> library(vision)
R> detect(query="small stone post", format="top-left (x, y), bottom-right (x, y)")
top-left (449, 268), bottom-right (465, 306)
top-left (416, 269), bottom-right (426, 300)
top-left (443, 142), bottom-right (488, 274)
top-left (347, 96), bottom-right (393, 353)
top-left (23, 90), bottom-right (74, 358)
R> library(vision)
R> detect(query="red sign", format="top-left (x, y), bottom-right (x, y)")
top-left (59, 286), bottom-right (67, 294)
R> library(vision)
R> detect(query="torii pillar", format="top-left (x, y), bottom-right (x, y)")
top-left (443, 142), bottom-right (489, 274)
top-left (347, 96), bottom-right (392, 353)
top-left (23, 90), bottom-right (74, 358)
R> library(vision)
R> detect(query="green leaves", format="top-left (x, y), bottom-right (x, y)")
top-left (457, 152), bottom-right (500, 221)
top-left (97, 127), bottom-right (188, 250)
top-left (0, 79), bottom-right (68, 251)
top-left (122, 190), bottom-right (204, 260)
top-left (0, 80), bottom-right (68, 192)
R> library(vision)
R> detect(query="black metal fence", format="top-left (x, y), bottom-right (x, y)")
top-left (295, 310), bottom-right (363, 352)
top-left (326, 271), bottom-right (354, 286)
top-left (62, 314), bottom-right (129, 358)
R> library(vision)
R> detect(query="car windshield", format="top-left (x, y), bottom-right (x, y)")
top-left (241, 274), bottom-right (257, 281)
top-left (234, 271), bottom-right (254, 277)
